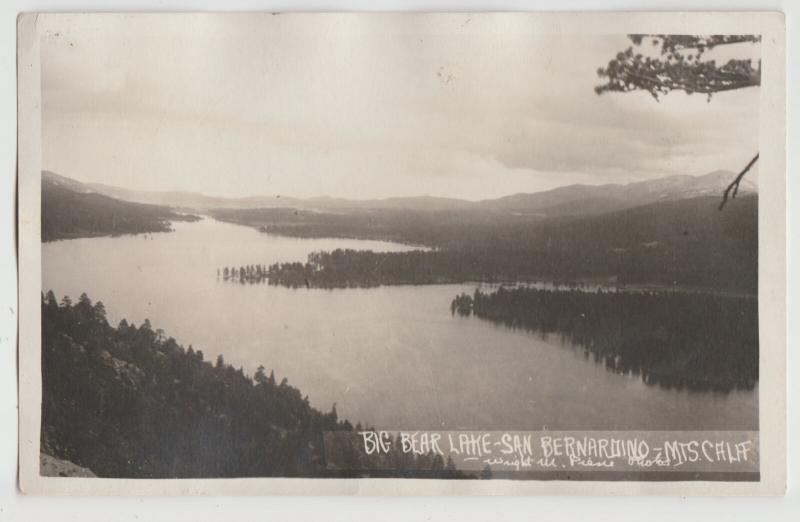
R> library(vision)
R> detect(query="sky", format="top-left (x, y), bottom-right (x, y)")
top-left (40, 14), bottom-right (761, 200)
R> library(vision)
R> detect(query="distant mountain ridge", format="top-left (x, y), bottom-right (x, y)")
top-left (42, 170), bottom-right (755, 217)
top-left (481, 171), bottom-right (757, 216)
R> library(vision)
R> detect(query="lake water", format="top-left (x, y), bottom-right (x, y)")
top-left (42, 218), bottom-right (758, 431)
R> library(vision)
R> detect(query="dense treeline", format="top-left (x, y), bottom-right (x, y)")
top-left (42, 179), bottom-right (199, 242)
top-left (41, 292), bottom-right (466, 478)
top-left (239, 249), bottom-right (509, 288)
top-left (211, 196), bottom-right (758, 293)
top-left (219, 264), bottom-right (270, 283)
top-left (451, 287), bottom-right (758, 392)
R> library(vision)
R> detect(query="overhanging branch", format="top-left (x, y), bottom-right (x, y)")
top-left (719, 153), bottom-right (759, 210)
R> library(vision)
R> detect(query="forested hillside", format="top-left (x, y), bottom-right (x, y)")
top-left (42, 176), bottom-right (198, 242)
top-left (41, 292), bottom-right (464, 478)
top-left (217, 195), bottom-right (758, 293)
top-left (451, 287), bottom-right (758, 392)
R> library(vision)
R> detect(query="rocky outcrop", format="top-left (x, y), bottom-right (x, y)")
top-left (97, 349), bottom-right (145, 390)
top-left (40, 453), bottom-right (97, 478)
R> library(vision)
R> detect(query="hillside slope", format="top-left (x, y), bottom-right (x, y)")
top-left (226, 195), bottom-right (758, 294)
top-left (42, 173), bottom-right (199, 241)
top-left (41, 292), bottom-right (464, 478)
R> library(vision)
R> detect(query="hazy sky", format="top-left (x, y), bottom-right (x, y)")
top-left (41, 14), bottom-right (761, 200)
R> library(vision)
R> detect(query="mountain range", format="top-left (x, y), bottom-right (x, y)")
top-left (41, 169), bottom-right (758, 293)
top-left (42, 169), bottom-right (755, 218)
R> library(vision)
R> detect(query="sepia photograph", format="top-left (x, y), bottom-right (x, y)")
top-left (15, 11), bottom-right (787, 495)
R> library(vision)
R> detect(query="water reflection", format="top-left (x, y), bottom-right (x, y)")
top-left (451, 288), bottom-right (758, 394)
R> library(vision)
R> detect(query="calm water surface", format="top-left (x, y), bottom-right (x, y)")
top-left (42, 218), bottom-right (757, 430)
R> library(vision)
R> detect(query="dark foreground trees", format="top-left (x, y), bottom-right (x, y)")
top-left (452, 287), bottom-right (758, 392)
top-left (41, 291), bottom-right (465, 478)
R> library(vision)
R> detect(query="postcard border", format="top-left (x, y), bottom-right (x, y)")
top-left (16, 10), bottom-right (786, 496)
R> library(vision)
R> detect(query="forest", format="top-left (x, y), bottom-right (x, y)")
top-left (219, 249), bottom-right (492, 288)
top-left (41, 292), bottom-right (467, 478)
top-left (451, 287), bottom-right (758, 392)
top-left (212, 195), bottom-right (758, 294)
top-left (42, 178), bottom-right (199, 242)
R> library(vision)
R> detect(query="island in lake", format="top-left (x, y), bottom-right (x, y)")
top-left (40, 168), bottom-right (758, 479)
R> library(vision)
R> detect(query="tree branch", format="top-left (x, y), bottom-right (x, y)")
top-left (719, 153), bottom-right (759, 210)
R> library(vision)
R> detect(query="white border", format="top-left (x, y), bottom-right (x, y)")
top-left (14, 10), bottom-right (787, 498)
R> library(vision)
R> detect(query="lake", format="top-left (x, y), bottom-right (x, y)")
top-left (42, 217), bottom-right (758, 431)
